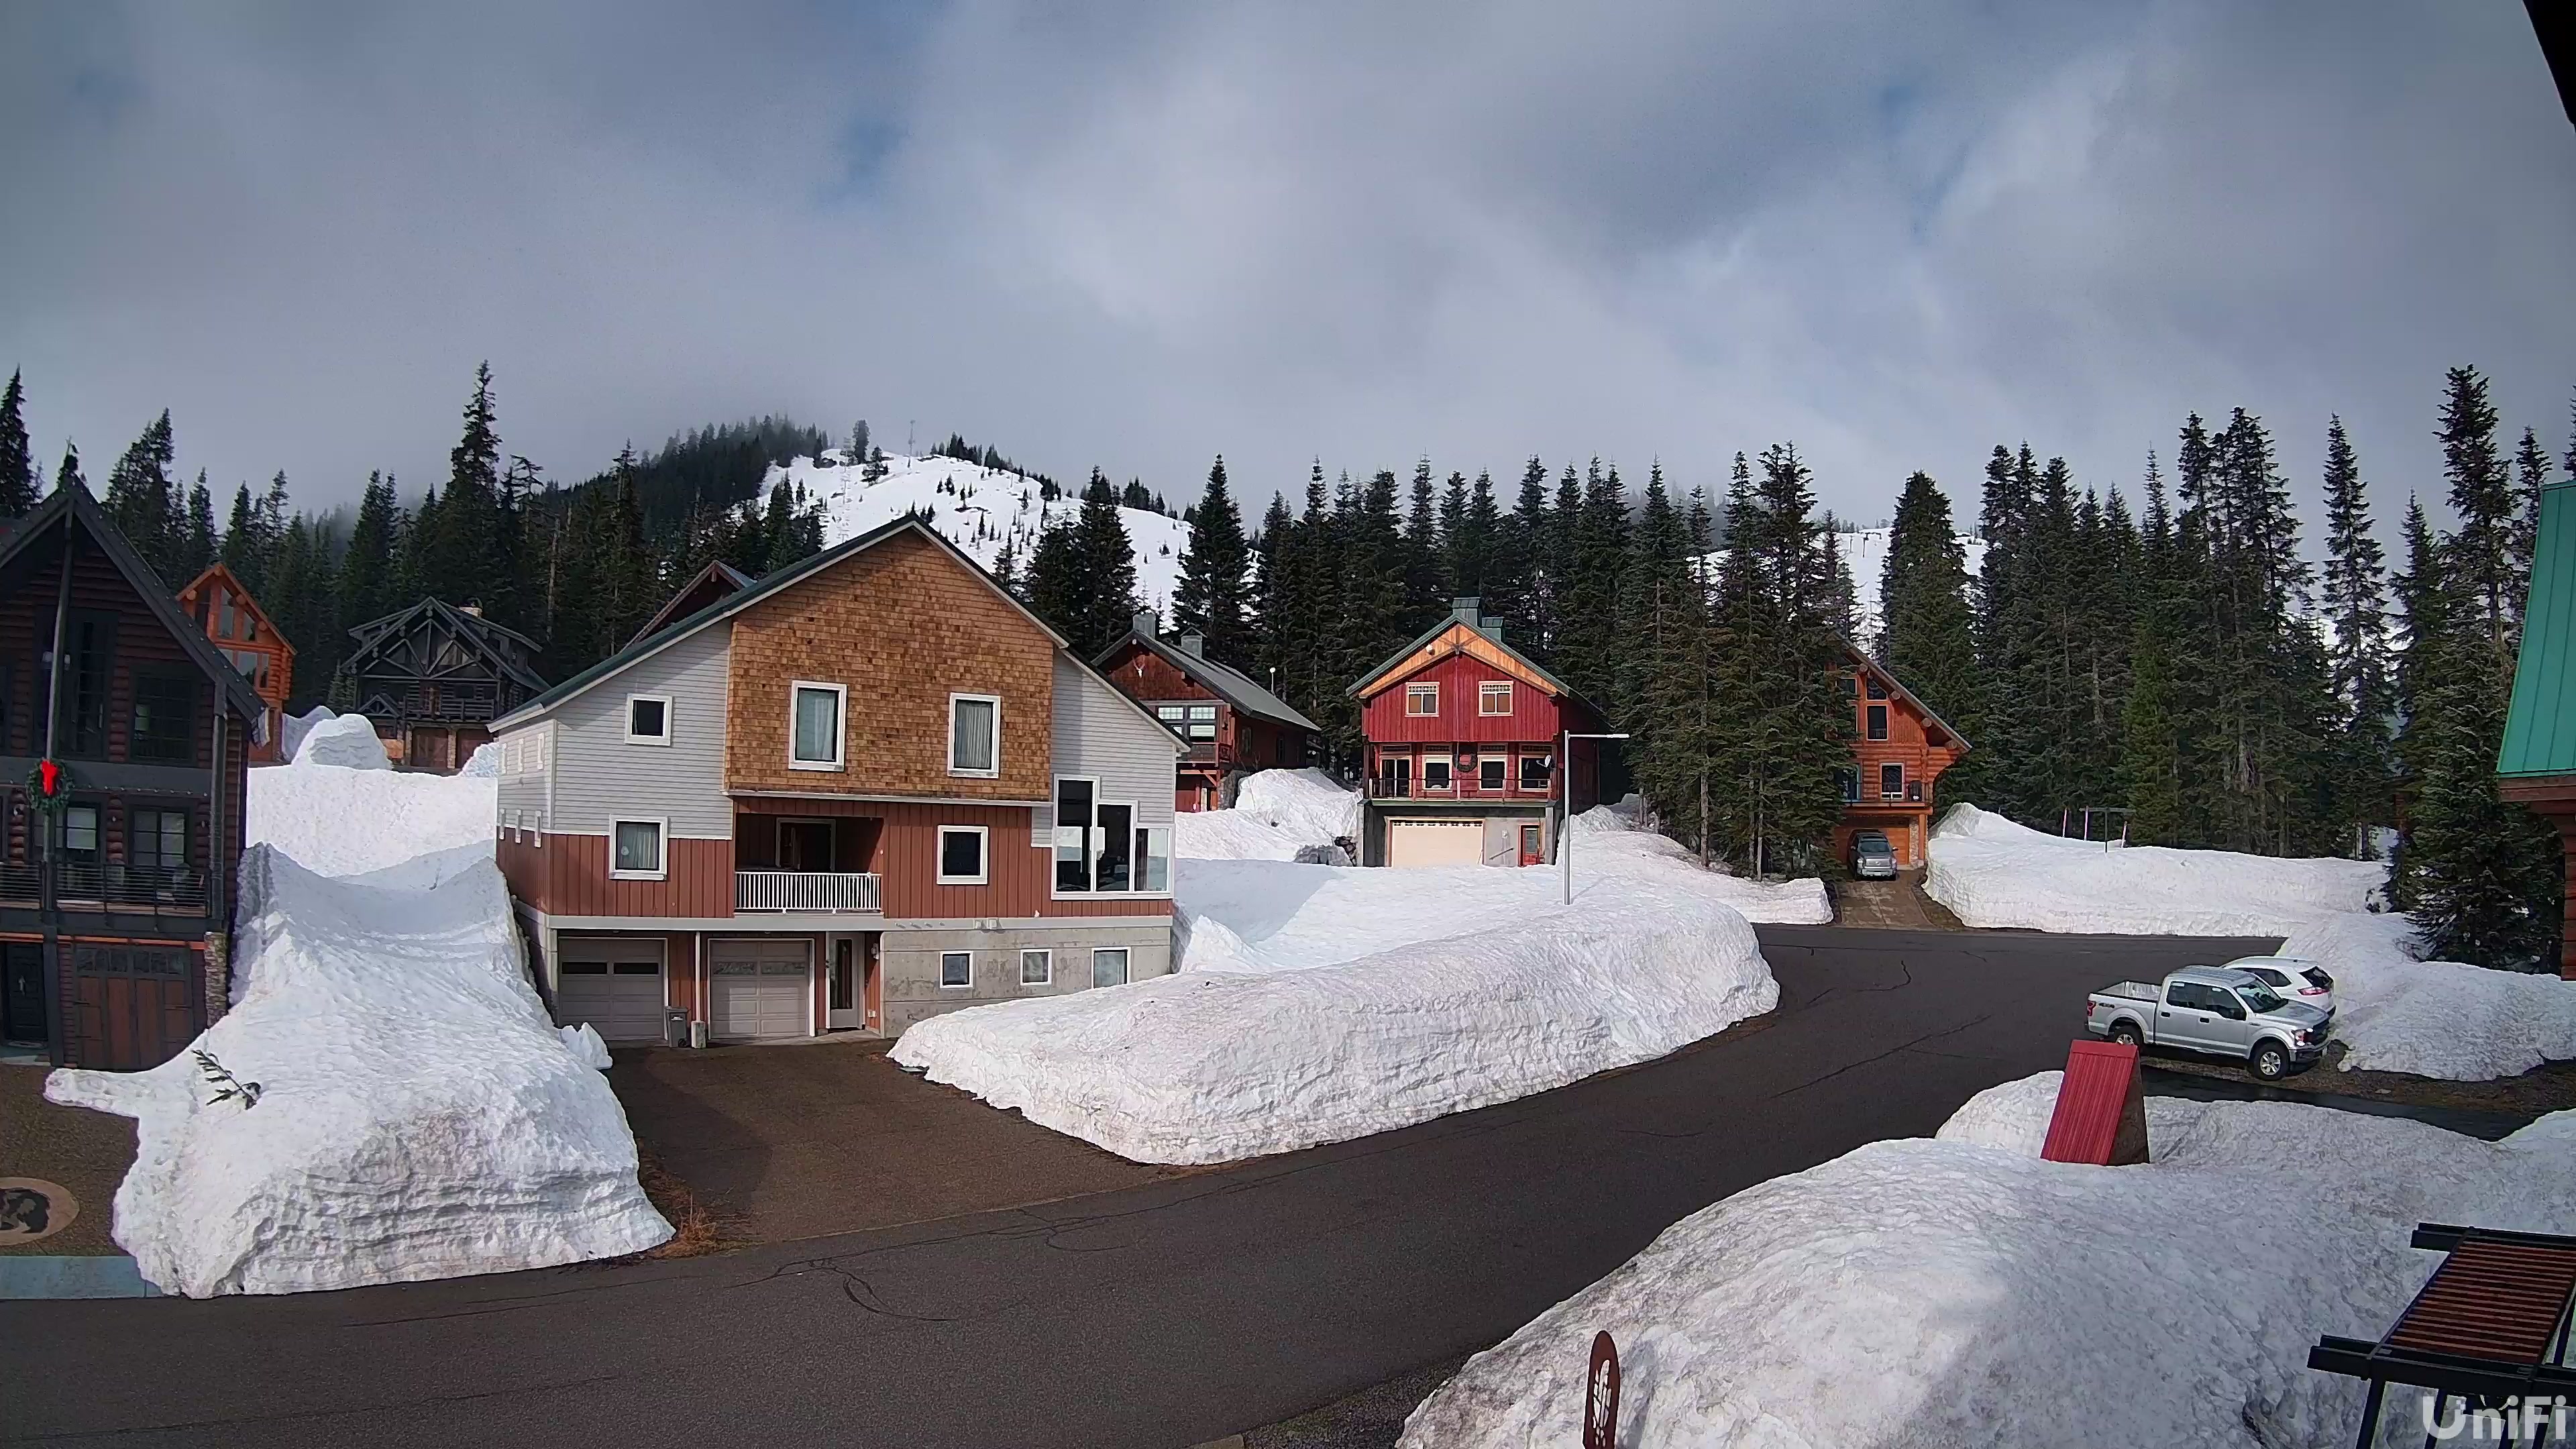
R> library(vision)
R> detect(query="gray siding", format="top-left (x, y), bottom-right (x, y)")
top-left (544, 625), bottom-right (737, 837)
top-left (1051, 655), bottom-right (1181, 827)
top-left (881, 920), bottom-right (1173, 1036)
top-left (494, 722), bottom-right (550, 822)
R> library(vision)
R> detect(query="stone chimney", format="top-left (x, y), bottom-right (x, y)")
top-left (1177, 635), bottom-right (1205, 657)
top-left (1131, 609), bottom-right (1157, 638)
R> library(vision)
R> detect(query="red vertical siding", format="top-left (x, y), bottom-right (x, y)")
top-left (1362, 651), bottom-right (1580, 743)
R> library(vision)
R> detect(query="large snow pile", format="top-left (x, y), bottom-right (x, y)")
top-left (893, 814), bottom-right (1796, 1164)
top-left (289, 711), bottom-right (392, 769)
top-left (1924, 802), bottom-right (2383, 935)
top-left (44, 847), bottom-right (669, 1295)
top-left (1173, 768), bottom-right (1360, 860)
top-left (249, 755), bottom-right (496, 883)
top-left (276, 704), bottom-right (335, 762)
top-left (2273, 910), bottom-right (2576, 1081)
top-left (777, 451), bottom-right (1193, 622)
top-left (1401, 1075), bottom-right (2576, 1448)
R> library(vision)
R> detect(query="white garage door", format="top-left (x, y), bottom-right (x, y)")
top-left (710, 938), bottom-right (811, 1041)
top-left (557, 940), bottom-right (666, 1043)
top-left (1387, 818), bottom-right (1487, 867)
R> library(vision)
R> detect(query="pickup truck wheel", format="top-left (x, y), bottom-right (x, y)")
top-left (2250, 1041), bottom-right (2290, 1081)
top-left (2109, 1021), bottom-right (2143, 1048)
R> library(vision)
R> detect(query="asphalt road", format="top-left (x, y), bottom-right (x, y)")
top-left (2, 926), bottom-right (2273, 1449)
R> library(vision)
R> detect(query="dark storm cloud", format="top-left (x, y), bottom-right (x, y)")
top-left (1, 1), bottom-right (2570, 537)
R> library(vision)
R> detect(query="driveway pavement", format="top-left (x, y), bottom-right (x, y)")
top-left (4, 925), bottom-right (2277, 1449)
top-left (611, 1034), bottom-right (1189, 1243)
top-left (0, 1065), bottom-right (131, 1258)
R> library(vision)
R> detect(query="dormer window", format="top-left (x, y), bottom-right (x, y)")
top-left (1405, 683), bottom-right (1438, 716)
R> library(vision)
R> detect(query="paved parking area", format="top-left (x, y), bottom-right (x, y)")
top-left (608, 1034), bottom-right (1191, 1244)
top-left (0, 1064), bottom-right (131, 1257)
top-left (1831, 873), bottom-right (1961, 929)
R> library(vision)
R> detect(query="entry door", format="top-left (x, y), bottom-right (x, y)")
top-left (3, 943), bottom-right (44, 1044)
top-left (780, 821), bottom-right (835, 873)
top-left (1518, 824), bottom-right (1544, 867)
top-left (826, 936), bottom-right (862, 1030)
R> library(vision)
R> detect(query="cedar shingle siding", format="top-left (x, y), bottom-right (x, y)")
top-left (723, 531), bottom-right (1055, 802)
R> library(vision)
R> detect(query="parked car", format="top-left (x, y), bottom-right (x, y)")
top-left (2220, 955), bottom-right (2337, 1015)
top-left (1849, 830), bottom-right (1898, 880)
top-left (2084, 965), bottom-right (2332, 1081)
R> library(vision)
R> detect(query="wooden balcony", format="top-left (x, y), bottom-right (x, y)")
top-left (0, 861), bottom-right (212, 917)
top-left (735, 870), bottom-right (882, 913)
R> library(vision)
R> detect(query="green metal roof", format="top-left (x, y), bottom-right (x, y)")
top-left (2502, 480), bottom-right (2576, 777)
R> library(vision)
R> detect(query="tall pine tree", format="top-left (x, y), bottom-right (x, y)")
top-left (1171, 455), bottom-right (1252, 667)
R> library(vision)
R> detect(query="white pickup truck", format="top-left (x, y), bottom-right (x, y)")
top-left (2086, 965), bottom-right (2333, 1081)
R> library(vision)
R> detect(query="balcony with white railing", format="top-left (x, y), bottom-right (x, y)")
top-left (735, 870), bottom-right (883, 913)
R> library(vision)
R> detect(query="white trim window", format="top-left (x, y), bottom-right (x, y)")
top-left (949, 692), bottom-right (1001, 777)
top-left (610, 818), bottom-right (667, 879)
top-left (790, 682), bottom-right (847, 770)
top-left (1091, 947), bottom-right (1130, 988)
top-left (936, 824), bottom-right (990, 885)
top-left (624, 694), bottom-right (673, 745)
top-left (1019, 949), bottom-right (1052, 986)
top-left (1405, 682), bottom-right (1438, 716)
top-left (1479, 680), bottom-right (1511, 716)
top-left (939, 950), bottom-right (973, 989)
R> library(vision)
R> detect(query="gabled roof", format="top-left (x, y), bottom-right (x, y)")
top-left (345, 597), bottom-right (549, 694)
top-left (1094, 623), bottom-right (1318, 733)
top-left (178, 563), bottom-right (296, 655)
top-left (1348, 598), bottom-right (1585, 708)
top-left (0, 483), bottom-right (267, 727)
top-left (2504, 480), bottom-right (2576, 776)
top-left (630, 559), bottom-right (756, 647)
top-left (490, 515), bottom-right (1185, 753)
top-left (1843, 639), bottom-right (1973, 753)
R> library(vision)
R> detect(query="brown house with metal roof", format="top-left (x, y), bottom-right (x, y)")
top-left (1093, 611), bottom-right (1318, 811)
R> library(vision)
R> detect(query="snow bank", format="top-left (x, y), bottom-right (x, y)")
top-left (45, 847), bottom-right (668, 1295)
top-left (249, 757), bottom-right (496, 883)
top-left (1402, 1077), bottom-right (2576, 1448)
top-left (289, 711), bottom-right (392, 769)
top-left (893, 817), bottom-right (1789, 1164)
top-left (2272, 910), bottom-right (2576, 1081)
top-left (1924, 802), bottom-right (2383, 935)
top-left (276, 705), bottom-right (335, 762)
top-left (1173, 768), bottom-right (1360, 860)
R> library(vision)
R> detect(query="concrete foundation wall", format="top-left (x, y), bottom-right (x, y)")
top-left (881, 921), bottom-right (1173, 1036)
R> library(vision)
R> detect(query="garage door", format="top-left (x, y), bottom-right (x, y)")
top-left (711, 938), bottom-right (811, 1041)
top-left (557, 941), bottom-right (666, 1043)
top-left (1387, 818), bottom-right (1487, 867)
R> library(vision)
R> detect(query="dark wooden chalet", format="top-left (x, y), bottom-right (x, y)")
top-left (1834, 641), bottom-right (1971, 869)
top-left (0, 482), bottom-right (266, 1069)
top-left (177, 564), bottom-right (295, 763)
top-left (342, 597), bottom-right (547, 771)
top-left (629, 559), bottom-right (753, 647)
top-left (1094, 610), bottom-right (1319, 810)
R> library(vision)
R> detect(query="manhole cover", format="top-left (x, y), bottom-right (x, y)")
top-left (0, 1177), bottom-right (78, 1244)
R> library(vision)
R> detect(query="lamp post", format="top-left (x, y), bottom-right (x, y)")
top-left (1560, 729), bottom-right (1630, 904)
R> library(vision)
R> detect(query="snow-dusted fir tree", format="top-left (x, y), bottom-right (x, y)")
top-left (0, 370), bottom-right (34, 517)
top-left (2317, 416), bottom-right (2393, 853)
top-left (1878, 470), bottom-right (1984, 798)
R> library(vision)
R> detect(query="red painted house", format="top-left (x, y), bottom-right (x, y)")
top-left (1348, 598), bottom-right (1605, 867)
top-left (1833, 643), bottom-right (1970, 869)
top-left (1095, 611), bottom-right (1318, 811)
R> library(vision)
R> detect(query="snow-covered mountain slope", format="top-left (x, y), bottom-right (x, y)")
top-left (771, 451), bottom-right (1191, 622)
top-left (1703, 526), bottom-right (1991, 647)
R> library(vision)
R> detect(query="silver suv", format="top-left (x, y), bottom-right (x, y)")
top-left (1850, 830), bottom-right (1898, 880)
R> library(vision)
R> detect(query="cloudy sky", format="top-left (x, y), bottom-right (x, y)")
top-left (3, 1), bottom-right (2571, 534)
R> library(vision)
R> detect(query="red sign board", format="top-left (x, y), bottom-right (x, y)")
top-left (2040, 1038), bottom-right (2150, 1165)
top-left (1584, 1330), bottom-right (1620, 1449)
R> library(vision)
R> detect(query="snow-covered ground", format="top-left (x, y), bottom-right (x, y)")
top-left (892, 812), bottom-right (1809, 1164)
top-left (1171, 767), bottom-right (1362, 861)
top-left (1401, 1073), bottom-right (2576, 1448)
top-left (46, 755), bottom-right (665, 1295)
top-left (775, 450), bottom-right (1192, 621)
top-left (2277, 910), bottom-right (2576, 1081)
top-left (46, 845), bottom-right (669, 1295)
top-left (1924, 803), bottom-right (2383, 936)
